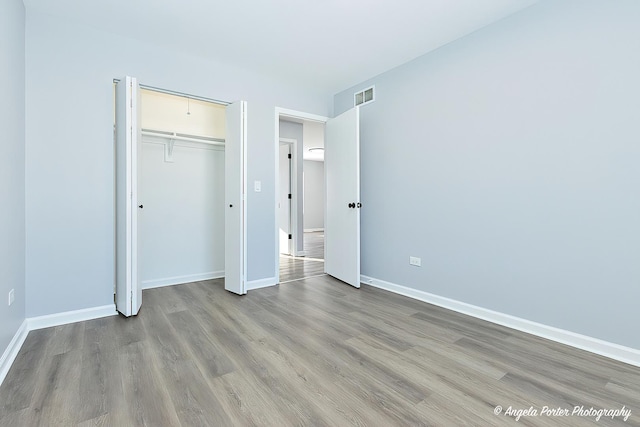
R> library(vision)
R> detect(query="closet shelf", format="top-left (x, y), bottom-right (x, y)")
top-left (141, 128), bottom-right (225, 163)
top-left (141, 129), bottom-right (225, 145)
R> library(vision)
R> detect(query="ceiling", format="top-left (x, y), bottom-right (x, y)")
top-left (24, 0), bottom-right (537, 95)
top-left (302, 121), bottom-right (325, 162)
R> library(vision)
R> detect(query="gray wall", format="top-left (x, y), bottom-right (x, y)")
top-left (139, 142), bottom-right (225, 286)
top-left (0, 0), bottom-right (26, 355)
top-left (303, 160), bottom-right (324, 230)
top-left (25, 11), bottom-right (329, 317)
top-left (334, 0), bottom-right (640, 349)
top-left (279, 120), bottom-right (304, 254)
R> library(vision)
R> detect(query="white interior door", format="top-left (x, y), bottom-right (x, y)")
top-left (279, 143), bottom-right (292, 255)
top-left (225, 101), bottom-right (247, 295)
top-left (325, 108), bottom-right (360, 288)
top-left (115, 76), bottom-right (142, 315)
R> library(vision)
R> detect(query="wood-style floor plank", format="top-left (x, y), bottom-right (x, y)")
top-left (1, 276), bottom-right (640, 426)
top-left (279, 231), bottom-right (325, 283)
top-left (303, 231), bottom-right (325, 260)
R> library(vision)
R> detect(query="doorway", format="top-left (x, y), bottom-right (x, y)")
top-left (276, 112), bottom-right (327, 283)
top-left (275, 107), bottom-right (362, 289)
top-left (115, 77), bottom-right (247, 316)
top-left (300, 122), bottom-right (326, 262)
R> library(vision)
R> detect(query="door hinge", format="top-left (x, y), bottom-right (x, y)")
top-left (288, 153), bottom-right (292, 159)
top-left (288, 194), bottom-right (292, 199)
top-left (288, 234), bottom-right (292, 239)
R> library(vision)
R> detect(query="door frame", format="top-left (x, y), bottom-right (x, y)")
top-left (114, 78), bottom-right (246, 311)
top-left (274, 108), bottom-right (328, 284)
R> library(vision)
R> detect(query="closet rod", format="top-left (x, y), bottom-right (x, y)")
top-left (141, 129), bottom-right (225, 146)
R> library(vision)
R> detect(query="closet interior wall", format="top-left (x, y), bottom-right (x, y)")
top-left (139, 89), bottom-right (227, 289)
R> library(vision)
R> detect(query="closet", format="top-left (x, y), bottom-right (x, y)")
top-left (138, 89), bottom-right (226, 289)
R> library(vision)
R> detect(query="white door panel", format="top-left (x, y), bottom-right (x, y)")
top-left (225, 101), bottom-right (247, 295)
top-left (325, 108), bottom-right (360, 288)
top-left (279, 144), bottom-right (292, 255)
top-left (115, 76), bottom-right (142, 316)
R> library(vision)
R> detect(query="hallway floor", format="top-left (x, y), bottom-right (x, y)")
top-left (279, 231), bottom-right (324, 283)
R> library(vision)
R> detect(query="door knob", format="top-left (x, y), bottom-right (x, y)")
top-left (138, 205), bottom-right (144, 209)
top-left (348, 202), bottom-right (355, 208)
top-left (229, 204), bottom-right (233, 208)
top-left (357, 202), bottom-right (362, 208)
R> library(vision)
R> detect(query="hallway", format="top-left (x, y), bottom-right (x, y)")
top-left (279, 231), bottom-right (324, 283)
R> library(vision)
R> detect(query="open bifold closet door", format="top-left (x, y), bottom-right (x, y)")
top-left (224, 101), bottom-right (248, 295)
top-left (115, 76), bottom-right (142, 316)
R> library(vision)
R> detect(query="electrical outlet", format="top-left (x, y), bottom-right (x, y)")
top-left (409, 256), bottom-right (421, 267)
top-left (8, 289), bottom-right (14, 306)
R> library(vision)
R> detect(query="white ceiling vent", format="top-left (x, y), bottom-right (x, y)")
top-left (354, 86), bottom-right (375, 107)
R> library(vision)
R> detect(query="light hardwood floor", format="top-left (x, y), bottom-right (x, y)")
top-left (302, 231), bottom-right (324, 260)
top-left (279, 232), bottom-right (325, 283)
top-left (1, 276), bottom-right (639, 426)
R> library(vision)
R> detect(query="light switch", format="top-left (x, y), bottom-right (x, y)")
top-left (254, 180), bottom-right (262, 192)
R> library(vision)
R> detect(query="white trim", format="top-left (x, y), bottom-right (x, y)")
top-left (27, 304), bottom-right (117, 331)
top-left (274, 111), bottom-right (280, 285)
top-left (242, 102), bottom-right (248, 295)
top-left (274, 107), bottom-right (329, 286)
top-left (142, 271), bottom-right (224, 290)
top-left (0, 320), bottom-right (28, 387)
top-left (294, 250), bottom-right (307, 257)
top-left (304, 228), bottom-right (324, 232)
top-left (361, 275), bottom-right (640, 368)
top-left (246, 277), bottom-right (278, 291)
top-left (1, 305), bottom-right (118, 386)
top-left (277, 108), bottom-right (329, 123)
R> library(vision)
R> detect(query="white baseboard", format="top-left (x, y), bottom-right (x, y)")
top-left (1, 305), bottom-right (117, 386)
top-left (304, 228), bottom-right (324, 232)
top-left (142, 271), bottom-right (224, 290)
top-left (27, 304), bottom-right (117, 331)
top-left (361, 275), bottom-right (640, 368)
top-left (0, 320), bottom-right (29, 387)
top-left (246, 277), bottom-right (278, 291)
